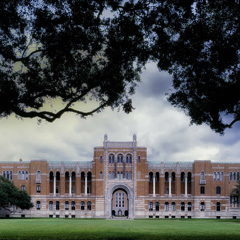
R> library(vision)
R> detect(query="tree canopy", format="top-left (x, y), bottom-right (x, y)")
top-left (0, 176), bottom-right (33, 211)
top-left (1, 0), bottom-right (240, 133)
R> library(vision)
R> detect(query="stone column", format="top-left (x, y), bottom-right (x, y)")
top-left (85, 174), bottom-right (87, 195)
top-left (153, 175), bottom-right (156, 197)
top-left (53, 175), bottom-right (56, 196)
top-left (169, 176), bottom-right (172, 197)
top-left (69, 175), bottom-right (72, 196)
top-left (185, 176), bottom-right (188, 196)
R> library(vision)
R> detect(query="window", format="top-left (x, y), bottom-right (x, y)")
top-left (200, 202), bottom-right (205, 211)
top-left (149, 202), bottom-right (153, 211)
top-left (21, 171), bottom-right (24, 180)
top-left (100, 171), bottom-right (103, 179)
top-left (126, 154), bottom-right (132, 164)
top-left (165, 202), bottom-right (169, 211)
top-left (217, 172), bottom-right (220, 181)
top-left (188, 202), bottom-right (192, 211)
top-left (25, 171), bottom-right (28, 180)
top-left (172, 202), bottom-right (176, 211)
top-left (230, 172), bottom-right (232, 181)
top-left (129, 172), bottom-right (132, 180)
top-left (87, 201), bottom-right (91, 210)
top-left (36, 185), bottom-right (41, 193)
top-left (65, 201), bottom-right (69, 210)
top-left (126, 172), bottom-right (129, 179)
top-left (109, 171), bottom-right (111, 179)
top-left (81, 201), bottom-right (85, 210)
top-left (200, 171), bottom-right (205, 181)
top-left (100, 156), bottom-right (102, 163)
top-left (49, 201), bottom-right (53, 210)
top-left (71, 201), bottom-right (75, 210)
top-left (216, 186), bottom-right (221, 194)
top-left (220, 172), bottom-right (224, 181)
top-left (216, 202), bottom-right (221, 211)
top-left (56, 201), bottom-right (60, 210)
top-left (156, 202), bottom-right (159, 211)
top-left (117, 154), bottom-right (123, 163)
top-left (165, 172), bottom-right (169, 182)
top-left (237, 172), bottom-right (240, 181)
top-left (36, 201), bottom-right (41, 210)
top-left (233, 172), bottom-right (236, 181)
top-left (181, 202), bottom-right (185, 211)
top-left (112, 172), bottom-right (115, 179)
top-left (109, 154), bottom-right (114, 164)
top-left (3, 171), bottom-right (13, 180)
top-left (200, 186), bottom-right (205, 194)
top-left (18, 171), bottom-right (21, 180)
top-left (138, 156), bottom-right (141, 163)
top-left (213, 172), bottom-right (216, 181)
top-left (36, 170), bottom-right (41, 183)
top-left (21, 185), bottom-right (25, 191)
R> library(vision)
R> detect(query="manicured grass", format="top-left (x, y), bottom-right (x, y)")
top-left (0, 218), bottom-right (240, 240)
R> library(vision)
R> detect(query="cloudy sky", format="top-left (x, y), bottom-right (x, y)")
top-left (1, 62), bottom-right (240, 163)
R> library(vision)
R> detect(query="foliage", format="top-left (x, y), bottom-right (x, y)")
top-left (231, 180), bottom-right (240, 198)
top-left (0, 176), bottom-right (33, 211)
top-left (1, 1), bottom-right (240, 133)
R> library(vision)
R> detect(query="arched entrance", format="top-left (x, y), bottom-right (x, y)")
top-left (112, 189), bottom-right (128, 217)
top-left (106, 184), bottom-right (134, 219)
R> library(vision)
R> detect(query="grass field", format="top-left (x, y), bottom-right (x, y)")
top-left (0, 218), bottom-right (240, 240)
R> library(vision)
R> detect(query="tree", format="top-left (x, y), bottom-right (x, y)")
top-left (231, 180), bottom-right (240, 202)
top-left (0, 176), bottom-right (33, 212)
top-left (1, 1), bottom-right (240, 134)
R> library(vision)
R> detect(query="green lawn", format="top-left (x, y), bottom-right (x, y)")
top-left (0, 218), bottom-right (240, 240)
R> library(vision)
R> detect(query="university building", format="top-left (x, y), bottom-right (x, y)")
top-left (0, 134), bottom-right (240, 219)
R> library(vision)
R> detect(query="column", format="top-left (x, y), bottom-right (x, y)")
top-left (169, 176), bottom-right (172, 197)
top-left (153, 175), bottom-right (156, 197)
top-left (185, 176), bottom-right (188, 196)
top-left (69, 175), bottom-right (72, 196)
top-left (85, 174), bottom-right (87, 195)
top-left (53, 175), bottom-right (56, 196)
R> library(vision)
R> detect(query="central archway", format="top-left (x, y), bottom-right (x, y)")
top-left (106, 184), bottom-right (134, 219)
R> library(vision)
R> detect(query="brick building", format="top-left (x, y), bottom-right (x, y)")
top-left (0, 134), bottom-right (239, 219)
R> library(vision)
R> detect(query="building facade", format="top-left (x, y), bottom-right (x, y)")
top-left (0, 134), bottom-right (240, 219)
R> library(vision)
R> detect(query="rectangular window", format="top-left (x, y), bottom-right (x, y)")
top-left (36, 185), bottom-right (41, 193)
top-left (200, 186), bottom-right (205, 194)
top-left (100, 156), bottom-right (102, 163)
top-left (25, 171), bottom-right (28, 180)
top-left (21, 185), bottom-right (25, 191)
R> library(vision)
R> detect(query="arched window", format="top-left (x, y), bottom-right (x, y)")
top-left (138, 156), bottom-right (141, 163)
top-left (149, 172), bottom-right (153, 182)
top-left (56, 201), bottom-right (60, 210)
top-left (181, 202), bottom-right (185, 211)
top-left (188, 202), bottom-right (192, 211)
top-left (126, 154), bottom-right (132, 164)
top-left (187, 172), bottom-right (192, 182)
top-left (112, 172), bottom-right (115, 179)
top-left (36, 201), bottom-right (41, 210)
top-left (172, 202), bottom-right (176, 211)
top-left (49, 201), bottom-right (53, 210)
top-left (36, 170), bottom-right (41, 183)
top-left (100, 171), bottom-right (103, 179)
top-left (149, 202), bottom-right (153, 211)
top-left (220, 172), bottom-right (224, 181)
top-left (65, 201), bottom-right (69, 210)
top-left (109, 154), bottom-right (114, 164)
top-left (87, 201), bottom-right (91, 210)
top-left (216, 186), bottom-right (221, 194)
top-left (200, 171), bottom-right (205, 181)
top-left (117, 154), bottom-right (123, 163)
top-left (165, 202), bottom-right (169, 211)
top-left (216, 202), bottom-right (221, 211)
top-left (171, 172), bottom-right (175, 182)
top-left (71, 201), bottom-right (75, 210)
top-left (213, 172), bottom-right (216, 181)
top-left (233, 172), bottom-right (236, 181)
top-left (200, 202), bottom-right (205, 211)
top-left (156, 202), bottom-right (159, 211)
top-left (100, 156), bottom-right (102, 163)
top-left (129, 172), bottom-right (132, 180)
top-left (217, 172), bottom-right (220, 181)
top-left (81, 201), bottom-right (85, 210)
top-left (117, 171), bottom-right (120, 179)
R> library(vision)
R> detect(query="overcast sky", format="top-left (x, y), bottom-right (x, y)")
top-left (1, 62), bottom-right (240, 163)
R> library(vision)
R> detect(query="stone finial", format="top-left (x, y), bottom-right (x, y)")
top-left (104, 133), bottom-right (108, 141)
top-left (133, 133), bottom-right (137, 141)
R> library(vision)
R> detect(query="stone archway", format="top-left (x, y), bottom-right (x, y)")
top-left (106, 184), bottom-right (134, 219)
